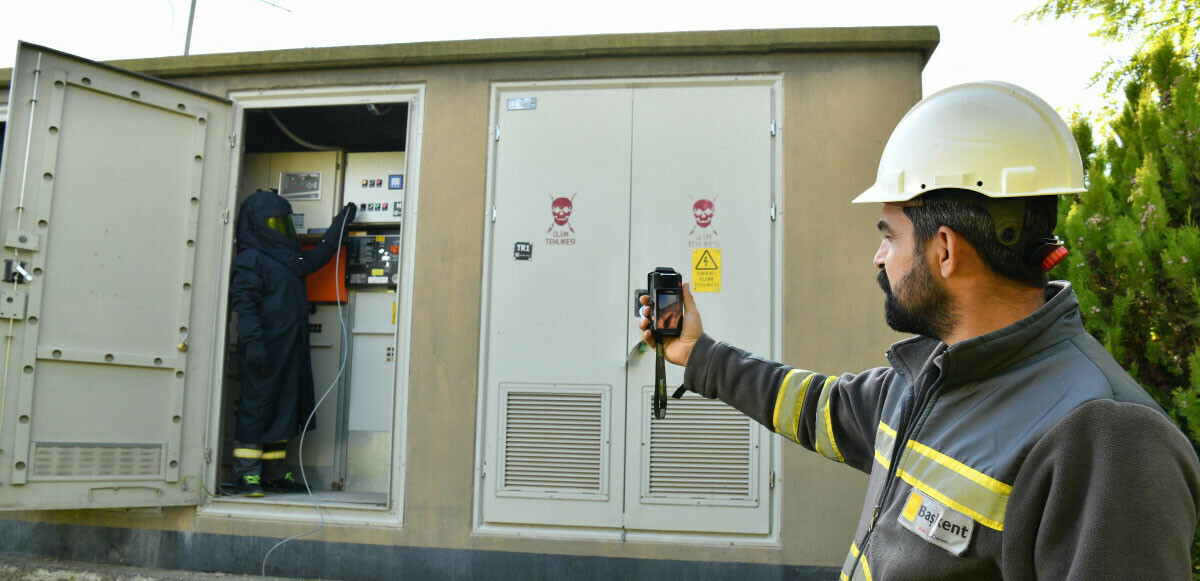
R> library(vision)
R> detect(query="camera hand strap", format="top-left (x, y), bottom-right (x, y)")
top-left (654, 342), bottom-right (668, 420)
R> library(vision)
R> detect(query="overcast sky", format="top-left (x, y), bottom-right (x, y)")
top-left (1, 0), bottom-right (1126, 115)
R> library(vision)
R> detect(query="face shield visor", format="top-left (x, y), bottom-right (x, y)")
top-left (265, 214), bottom-right (298, 241)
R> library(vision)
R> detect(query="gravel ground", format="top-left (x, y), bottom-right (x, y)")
top-left (0, 554), bottom-right (314, 581)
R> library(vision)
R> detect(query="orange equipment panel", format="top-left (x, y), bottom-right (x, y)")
top-left (303, 244), bottom-right (348, 303)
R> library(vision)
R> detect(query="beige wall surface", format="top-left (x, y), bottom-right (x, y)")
top-left (0, 46), bottom-right (924, 568)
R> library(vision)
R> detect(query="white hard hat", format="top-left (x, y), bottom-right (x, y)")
top-left (854, 81), bottom-right (1086, 204)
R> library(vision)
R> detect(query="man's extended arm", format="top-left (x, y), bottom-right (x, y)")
top-left (682, 333), bottom-right (896, 473)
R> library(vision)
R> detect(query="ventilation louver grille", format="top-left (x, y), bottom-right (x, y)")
top-left (502, 389), bottom-right (605, 495)
top-left (31, 443), bottom-right (163, 481)
top-left (648, 396), bottom-right (752, 497)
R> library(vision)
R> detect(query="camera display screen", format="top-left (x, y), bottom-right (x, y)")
top-left (656, 292), bottom-right (683, 331)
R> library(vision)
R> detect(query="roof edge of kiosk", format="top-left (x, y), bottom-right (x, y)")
top-left (0, 26), bottom-right (939, 90)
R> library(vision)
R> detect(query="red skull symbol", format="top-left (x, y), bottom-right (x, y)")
top-left (693, 199), bottom-right (715, 228)
top-left (548, 193), bottom-right (577, 233)
top-left (551, 197), bottom-right (573, 226)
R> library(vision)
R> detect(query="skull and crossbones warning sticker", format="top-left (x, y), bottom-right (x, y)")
top-left (546, 193), bottom-right (577, 246)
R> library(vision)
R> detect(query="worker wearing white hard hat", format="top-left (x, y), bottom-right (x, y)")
top-left (639, 81), bottom-right (1199, 579)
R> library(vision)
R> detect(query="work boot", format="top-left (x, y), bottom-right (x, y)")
top-left (265, 471), bottom-right (310, 493)
top-left (231, 474), bottom-right (265, 497)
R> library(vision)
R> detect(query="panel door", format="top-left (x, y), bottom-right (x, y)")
top-left (0, 44), bottom-right (232, 509)
top-left (482, 87), bottom-right (633, 527)
top-left (624, 83), bottom-right (776, 534)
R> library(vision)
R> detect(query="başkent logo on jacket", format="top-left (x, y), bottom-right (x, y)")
top-left (897, 489), bottom-right (976, 555)
top-left (547, 193), bottom-right (576, 246)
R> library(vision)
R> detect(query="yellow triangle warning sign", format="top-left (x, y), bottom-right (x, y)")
top-left (691, 248), bottom-right (721, 293)
top-left (695, 249), bottom-right (719, 271)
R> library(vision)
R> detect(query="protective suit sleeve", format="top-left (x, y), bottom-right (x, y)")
top-left (682, 333), bottom-right (895, 473)
top-left (297, 203), bottom-right (357, 278)
top-left (230, 253), bottom-right (266, 346)
top-left (1002, 399), bottom-right (1200, 580)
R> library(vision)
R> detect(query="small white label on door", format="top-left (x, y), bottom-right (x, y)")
top-left (507, 98), bottom-right (537, 111)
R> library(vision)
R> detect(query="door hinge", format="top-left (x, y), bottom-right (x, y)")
top-left (770, 470), bottom-right (776, 489)
top-left (494, 125), bottom-right (501, 142)
top-left (770, 120), bottom-right (777, 137)
top-left (228, 133), bottom-right (236, 148)
top-left (204, 448), bottom-right (212, 464)
top-left (491, 206), bottom-right (497, 222)
top-left (770, 202), bottom-right (777, 221)
top-left (221, 208), bottom-right (231, 224)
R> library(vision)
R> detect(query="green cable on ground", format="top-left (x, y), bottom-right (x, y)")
top-left (182, 474), bottom-right (220, 498)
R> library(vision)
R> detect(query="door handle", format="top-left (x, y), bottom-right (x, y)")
top-left (622, 340), bottom-right (646, 368)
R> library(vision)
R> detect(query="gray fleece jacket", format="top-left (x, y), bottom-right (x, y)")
top-left (682, 281), bottom-right (1200, 579)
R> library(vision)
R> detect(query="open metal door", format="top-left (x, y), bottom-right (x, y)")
top-left (0, 43), bottom-right (232, 509)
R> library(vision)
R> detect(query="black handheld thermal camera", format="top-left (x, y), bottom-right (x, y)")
top-left (636, 267), bottom-right (683, 420)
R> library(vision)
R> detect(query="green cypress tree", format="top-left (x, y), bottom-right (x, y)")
top-left (1061, 40), bottom-right (1199, 423)
top-left (1058, 38), bottom-right (1200, 572)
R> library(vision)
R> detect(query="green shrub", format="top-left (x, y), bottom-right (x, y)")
top-left (1057, 39), bottom-right (1200, 572)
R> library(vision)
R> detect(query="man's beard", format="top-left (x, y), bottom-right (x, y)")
top-left (877, 258), bottom-right (958, 341)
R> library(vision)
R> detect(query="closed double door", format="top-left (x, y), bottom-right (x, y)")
top-left (481, 79), bottom-right (778, 535)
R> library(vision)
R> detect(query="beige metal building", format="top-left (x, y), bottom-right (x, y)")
top-left (0, 27), bottom-right (937, 579)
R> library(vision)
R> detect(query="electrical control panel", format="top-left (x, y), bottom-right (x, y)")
top-left (238, 151), bottom-right (343, 234)
top-left (346, 234), bottom-right (401, 288)
top-left (344, 151), bottom-right (406, 225)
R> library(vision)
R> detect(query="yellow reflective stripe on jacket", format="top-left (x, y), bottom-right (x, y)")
top-left (839, 542), bottom-right (873, 581)
top-left (896, 445), bottom-right (1010, 531)
top-left (261, 451), bottom-right (286, 460)
top-left (870, 421), bottom-right (1010, 530)
top-left (232, 448), bottom-right (263, 459)
top-left (873, 422), bottom-right (897, 469)
top-left (813, 375), bottom-right (845, 463)
top-left (772, 369), bottom-right (815, 444)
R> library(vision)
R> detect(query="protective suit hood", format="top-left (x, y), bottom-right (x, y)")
top-left (237, 190), bottom-right (305, 274)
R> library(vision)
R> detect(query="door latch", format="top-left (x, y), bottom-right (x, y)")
top-left (4, 260), bottom-right (32, 283)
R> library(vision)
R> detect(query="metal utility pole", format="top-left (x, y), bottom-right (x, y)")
top-left (184, 0), bottom-right (198, 55)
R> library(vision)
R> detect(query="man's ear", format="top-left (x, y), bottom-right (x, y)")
top-left (933, 225), bottom-right (959, 279)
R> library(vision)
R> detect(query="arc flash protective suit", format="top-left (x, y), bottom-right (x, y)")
top-left (229, 190), bottom-right (355, 489)
top-left (681, 282), bottom-right (1200, 579)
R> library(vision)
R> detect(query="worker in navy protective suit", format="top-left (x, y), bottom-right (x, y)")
top-left (228, 190), bottom-right (356, 496)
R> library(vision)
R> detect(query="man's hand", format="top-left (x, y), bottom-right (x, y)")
top-left (639, 282), bottom-right (703, 367)
top-left (246, 341), bottom-right (267, 372)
